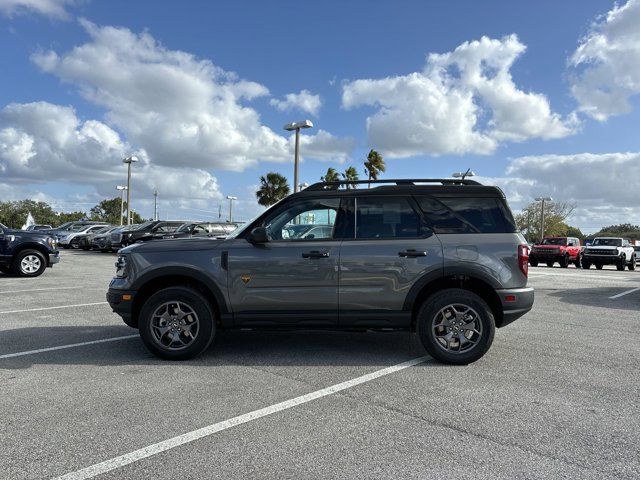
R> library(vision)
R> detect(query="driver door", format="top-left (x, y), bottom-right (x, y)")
top-left (226, 196), bottom-right (344, 326)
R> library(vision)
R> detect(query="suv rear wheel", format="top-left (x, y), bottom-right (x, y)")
top-left (559, 255), bottom-right (569, 268)
top-left (616, 255), bottom-right (626, 271)
top-left (416, 288), bottom-right (495, 365)
top-left (629, 255), bottom-right (636, 271)
top-left (13, 249), bottom-right (47, 277)
top-left (138, 286), bottom-right (216, 360)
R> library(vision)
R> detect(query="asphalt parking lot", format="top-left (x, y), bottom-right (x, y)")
top-left (1, 251), bottom-right (639, 480)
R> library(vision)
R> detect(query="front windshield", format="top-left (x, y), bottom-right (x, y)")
top-left (68, 224), bottom-right (88, 232)
top-left (593, 238), bottom-right (622, 247)
top-left (541, 238), bottom-right (566, 246)
top-left (0, 222), bottom-right (7, 230)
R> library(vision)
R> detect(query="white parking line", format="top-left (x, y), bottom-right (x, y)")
top-left (53, 355), bottom-right (428, 480)
top-left (609, 287), bottom-right (640, 299)
top-left (0, 286), bottom-right (101, 295)
top-left (0, 302), bottom-right (108, 315)
top-left (0, 335), bottom-right (138, 359)
top-left (529, 271), bottom-right (634, 282)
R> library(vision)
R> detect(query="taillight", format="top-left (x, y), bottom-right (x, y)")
top-left (518, 244), bottom-right (529, 277)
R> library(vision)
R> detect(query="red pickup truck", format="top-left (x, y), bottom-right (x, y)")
top-left (529, 237), bottom-right (582, 268)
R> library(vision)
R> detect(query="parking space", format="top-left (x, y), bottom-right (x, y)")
top-left (1, 253), bottom-right (639, 479)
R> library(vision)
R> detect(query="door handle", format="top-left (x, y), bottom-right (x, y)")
top-left (302, 250), bottom-right (330, 259)
top-left (398, 249), bottom-right (427, 258)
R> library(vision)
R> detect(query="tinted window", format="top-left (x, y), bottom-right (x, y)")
top-left (542, 238), bottom-right (566, 246)
top-left (593, 238), bottom-right (622, 247)
top-left (417, 196), bottom-right (513, 234)
top-left (356, 197), bottom-right (423, 239)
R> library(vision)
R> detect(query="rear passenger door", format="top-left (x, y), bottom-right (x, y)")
top-left (338, 196), bottom-right (443, 328)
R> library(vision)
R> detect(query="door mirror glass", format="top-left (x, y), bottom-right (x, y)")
top-left (248, 226), bottom-right (269, 244)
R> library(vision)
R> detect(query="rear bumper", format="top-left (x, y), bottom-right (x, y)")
top-left (495, 287), bottom-right (534, 327)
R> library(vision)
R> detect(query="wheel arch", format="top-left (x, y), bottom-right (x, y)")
top-left (12, 243), bottom-right (50, 264)
top-left (130, 267), bottom-right (229, 329)
top-left (406, 274), bottom-right (504, 330)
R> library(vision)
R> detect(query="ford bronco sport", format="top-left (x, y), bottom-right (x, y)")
top-left (529, 237), bottom-right (582, 268)
top-left (107, 179), bottom-right (534, 365)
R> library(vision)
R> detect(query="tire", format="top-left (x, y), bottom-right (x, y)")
top-left (0, 265), bottom-right (11, 274)
top-left (617, 255), bottom-right (626, 271)
top-left (582, 261), bottom-right (591, 269)
top-left (529, 259), bottom-right (538, 267)
top-left (629, 256), bottom-right (636, 271)
top-left (574, 255), bottom-right (582, 268)
top-left (559, 255), bottom-right (569, 268)
top-left (596, 263), bottom-right (603, 270)
top-left (546, 261), bottom-right (554, 268)
top-left (70, 239), bottom-right (80, 249)
top-left (416, 288), bottom-right (495, 365)
top-left (12, 249), bottom-right (47, 277)
top-left (138, 286), bottom-right (216, 360)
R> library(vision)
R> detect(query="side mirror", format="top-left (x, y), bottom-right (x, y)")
top-left (247, 226), bottom-right (269, 244)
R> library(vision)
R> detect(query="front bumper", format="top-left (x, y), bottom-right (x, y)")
top-left (48, 252), bottom-right (60, 266)
top-left (107, 286), bottom-right (136, 323)
top-left (495, 287), bottom-right (534, 328)
top-left (582, 254), bottom-right (621, 265)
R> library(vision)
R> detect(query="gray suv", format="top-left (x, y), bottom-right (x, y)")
top-left (107, 178), bottom-right (534, 365)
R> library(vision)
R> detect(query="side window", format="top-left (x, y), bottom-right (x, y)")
top-left (193, 225), bottom-right (208, 234)
top-left (263, 197), bottom-right (342, 241)
top-left (355, 196), bottom-right (424, 239)
top-left (567, 238), bottom-right (575, 246)
top-left (417, 196), bottom-right (512, 234)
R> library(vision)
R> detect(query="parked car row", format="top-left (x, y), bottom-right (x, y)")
top-left (529, 236), bottom-right (637, 271)
top-left (54, 220), bottom-right (239, 253)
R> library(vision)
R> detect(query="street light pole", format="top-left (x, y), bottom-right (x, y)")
top-left (153, 190), bottom-right (158, 221)
top-left (116, 185), bottom-right (127, 226)
top-left (122, 156), bottom-right (138, 225)
top-left (284, 120), bottom-right (313, 193)
top-left (226, 195), bottom-right (237, 223)
top-left (535, 196), bottom-right (553, 243)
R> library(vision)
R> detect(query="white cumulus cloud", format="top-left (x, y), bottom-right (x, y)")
top-left (490, 152), bottom-right (640, 230)
top-left (569, 0), bottom-right (640, 121)
top-left (342, 34), bottom-right (576, 158)
top-left (270, 90), bottom-right (322, 116)
top-left (0, 0), bottom-right (77, 19)
top-left (31, 20), bottom-right (352, 171)
top-left (0, 101), bottom-right (222, 203)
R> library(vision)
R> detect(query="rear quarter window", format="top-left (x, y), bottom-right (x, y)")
top-left (416, 196), bottom-right (516, 234)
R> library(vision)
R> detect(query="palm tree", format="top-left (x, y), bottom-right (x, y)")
top-left (364, 149), bottom-right (386, 188)
top-left (320, 167), bottom-right (340, 183)
top-left (342, 166), bottom-right (359, 188)
top-left (256, 172), bottom-right (290, 207)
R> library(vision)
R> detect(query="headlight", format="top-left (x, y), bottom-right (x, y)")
top-left (115, 255), bottom-right (128, 278)
top-left (47, 237), bottom-right (57, 249)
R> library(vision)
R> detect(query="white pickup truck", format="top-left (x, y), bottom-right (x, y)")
top-left (582, 237), bottom-right (636, 271)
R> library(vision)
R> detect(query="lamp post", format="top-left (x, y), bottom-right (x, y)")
top-left (153, 190), bottom-right (158, 221)
top-left (122, 155), bottom-right (138, 225)
top-left (116, 185), bottom-right (128, 226)
top-left (535, 196), bottom-right (553, 243)
top-left (284, 120), bottom-right (313, 193)
top-left (226, 195), bottom-right (237, 223)
top-left (452, 169), bottom-right (476, 180)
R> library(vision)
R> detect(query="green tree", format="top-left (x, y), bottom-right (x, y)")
top-left (364, 149), bottom-right (385, 187)
top-left (598, 223), bottom-right (640, 234)
top-left (565, 225), bottom-right (585, 241)
top-left (342, 166), bottom-right (359, 188)
top-left (320, 167), bottom-right (340, 183)
top-left (256, 172), bottom-right (290, 207)
top-left (89, 197), bottom-right (144, 225)
top-left (515, 201), bottom-right (576, 243)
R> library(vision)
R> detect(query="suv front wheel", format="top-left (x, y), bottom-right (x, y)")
top-left (138, 286), bottom-right (216, 360)
top-left (416, 289), bottom-right (495, 365)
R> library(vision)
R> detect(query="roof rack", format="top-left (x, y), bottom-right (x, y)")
top-left (305, 178), bottom-right (481, 191)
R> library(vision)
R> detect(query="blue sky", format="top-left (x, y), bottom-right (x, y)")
top-left (1, 0), bottom-right (639, 231)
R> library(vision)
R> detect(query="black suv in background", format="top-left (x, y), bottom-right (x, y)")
top-left (108, 178), bottom-right (533, 365)
top-left (0, 222), bottom-right (60, 276)
top-left (110, 221), bottom-right (186, 250)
